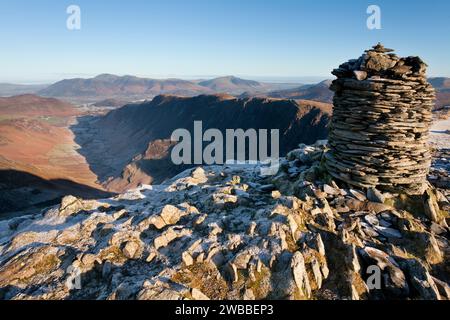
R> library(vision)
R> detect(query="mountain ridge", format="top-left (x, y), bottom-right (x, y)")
top-left (2, 75), bottom-right (448, 108)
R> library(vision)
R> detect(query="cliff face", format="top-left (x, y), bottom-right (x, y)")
top-left (0, 142), bottom-right (448, 300)
top-left (72, 95), bottom-right (331, 192)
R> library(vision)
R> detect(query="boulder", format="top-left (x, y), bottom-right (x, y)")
top-left (291, 251), bottom-right (312, 298)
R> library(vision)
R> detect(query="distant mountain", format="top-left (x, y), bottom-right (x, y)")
top-left (0, 83), bottom-right (48, 97)
top-left (266, 80), bottom-right (334, 103)
top-left (429, 77), bottom-right (450, 109)
top-left (197, 76), bottom-right (302, 95)
top-left (253, 77), bottom-right (450, 109)
top-left (10, 74), bottom-right (450, 107)
top-left (39, 74), bottom-right (214, 102)
top-left (72, 94), bottom-right (332, 192)
top-left (197, 76), bottom-right (270, 94)
top-left (436, 92), bottom-right (450, 109)
top-left (38, 74), bottom-right (302, 103)
top-left (429, 77), bottom-right (450, 91)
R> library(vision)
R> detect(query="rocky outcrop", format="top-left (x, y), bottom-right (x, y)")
top-left (0, 142), bottom-right (448, 300)
top-left (326, 44), bottom-right (435, 194)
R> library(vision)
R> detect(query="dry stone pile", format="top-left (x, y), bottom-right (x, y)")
top-left (325, 43), bottom-right (435, 194)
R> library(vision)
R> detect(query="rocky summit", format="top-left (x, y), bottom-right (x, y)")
top-left (327, 43), bottom-right (435, 194)
top-left (0, 142), bottom-right (448, 300)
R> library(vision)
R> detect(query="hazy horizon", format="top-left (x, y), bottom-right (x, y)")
top-left (0, 73), bottom-right (332, 86)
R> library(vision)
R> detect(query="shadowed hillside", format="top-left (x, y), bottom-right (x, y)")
top-left (0, 169), bottom-right (112, 217)
top-left (0, 95), bottom-right (109, 214)
top-left (71, 94), bottom-right (331, 191)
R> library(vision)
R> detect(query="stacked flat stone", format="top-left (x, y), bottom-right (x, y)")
top-left (325, 43), bottom-right (435, 194)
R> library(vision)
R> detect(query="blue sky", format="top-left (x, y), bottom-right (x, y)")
top-left (0, 0), bottom-right (449, 83)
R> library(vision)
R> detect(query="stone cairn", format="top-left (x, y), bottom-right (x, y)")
top-left (325, 43), bottom-right (435, 194)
